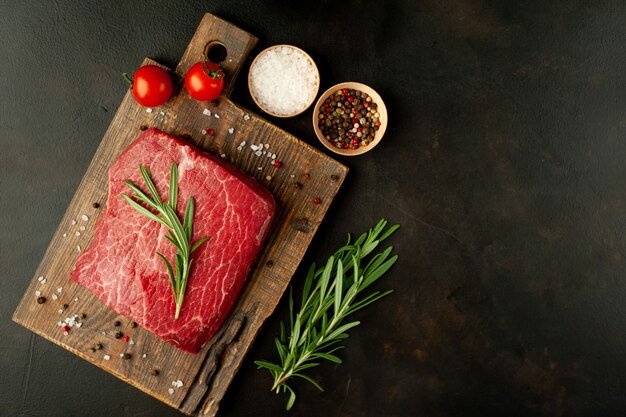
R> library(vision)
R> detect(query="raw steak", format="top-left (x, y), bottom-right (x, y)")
top-left (70, 128), bottom-right (275, 353)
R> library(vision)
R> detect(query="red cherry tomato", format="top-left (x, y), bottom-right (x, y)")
top-left (131, 65), bottom-right (173, 107)
top-left (185, 61), bottom-right (224, 101)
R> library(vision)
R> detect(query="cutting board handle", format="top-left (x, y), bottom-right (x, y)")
top-left (175, 13), bottom-right (259, 98)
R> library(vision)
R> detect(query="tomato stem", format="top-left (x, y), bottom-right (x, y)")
top-left (201, 59), bottom-right (224, 79)
top-left (122, 73), bottom-right (133, 89)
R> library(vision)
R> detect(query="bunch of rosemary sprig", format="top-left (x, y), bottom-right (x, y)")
top-left (255, 219), bottom-right (399, 410)
top-left (121, 163), bottom-right (208, 319)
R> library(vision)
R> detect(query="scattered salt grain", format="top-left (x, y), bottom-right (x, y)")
top-left (57, 287), bottom-right (63, 293)
top-left (159, 111), bottom-right (165, 116)
top-left (220, 153), bottom-right (226, 158)
top-left (120, 353), bottom-right (125, 358)
top-left (71, 220), bottom-right (77, 225)
top-left (290, 174), bottom-right (295, 178)
top-left (237, 146), bottom-right (243, 151)
top-left (76, 322), bottom-right (82, 328)
top-left (40, 278), bottom-right (46, 284)
top-left (264, 144), bottom-right (270, 149)
top-left (262, 151), bottom-right (267, 155)
top-left (214, 113), bottom-right (220, 119)
top-left (51, 296), bottom-right (58, 303)
top-left (228, 127), bottom-right (234, 134)
top-left (257, 167), bottom-right (263, 171)
top-left (75, 231), bottom-right (81, 237)
top-left (101, 331), bottom-right (107, 335)
top-left (79, 226), bottom-right (85, 231)
top-left (76, 245), bottom-right (81, 252)
top-left (142, 353), bottom-right (147, 359)
top-left (35, 291), bottom-right (41, 297)
top-left (249, 45), bottom-right (319, 116)
top-left (272, 154), bottom-right (277, 160)
top-left (203, 108), bottom-right (212, 116)
top-left (63, 330), bottom-right (69, 336)
top-left (104, 354), bottom-right (111, 361)
top-left (240, 140), bottom-right (247, 147)
top-left (146, 108), bottom-right (153, 113)
top-left (63, 233), bottom-right (67, 238)
top-left (250, 144), bottom-right (260, 152)
top-left (81, 214), bottom-right (89, 222)
top-left (243, 113), bottom-right (250, 121)
top-left (168, 388), bottom-right (174, 395)
top-left (129, 339), bottom-right (135, 345)
top-left (74, 297), bottom-right (79, 301)
top-left (266, 153), bottom-right (272, 158)
top-left (265, 175), bottom-right (272, 181)
top-left (201, 129), bottom-right (207, 135)
top-left (255, 150), bottom-right (263, 157)
top-left (38, 276), bottom-right (44, 282)
top-left (172, 380), bottom-right (183, 388)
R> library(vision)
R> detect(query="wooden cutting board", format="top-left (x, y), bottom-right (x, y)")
top-left (12, 13), bottom-right (347, 416)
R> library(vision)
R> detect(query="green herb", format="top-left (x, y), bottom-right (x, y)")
top-left (121, 163), bottom-right (209, 320)
top-left (255, 219), bottom-right (399, 410)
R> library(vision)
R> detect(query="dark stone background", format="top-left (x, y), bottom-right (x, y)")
top-left (2, 1), bottom-right (626, 416)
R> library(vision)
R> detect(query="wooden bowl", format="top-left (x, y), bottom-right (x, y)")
top-left (312, 82), bottom-right (388, 156)
top-left (248, 45), bottom-right (320, 118)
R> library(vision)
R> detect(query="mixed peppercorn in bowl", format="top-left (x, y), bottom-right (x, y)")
top-left (312, 82), bottom-right (388, 156)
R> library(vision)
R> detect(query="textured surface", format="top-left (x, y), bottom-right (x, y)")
top-left (70, 128), bottom-right (275, 353)
top-left (4, 1), bottom-right (626, 417)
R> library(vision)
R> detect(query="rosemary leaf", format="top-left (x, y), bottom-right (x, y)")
top-left (139, 164), bottom-right (163, 206)
top-left (122, 163), bottom-right (208, 319)
top-left (255, 219), bottom-right (399, 409)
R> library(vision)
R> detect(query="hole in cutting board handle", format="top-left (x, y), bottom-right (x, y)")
top-left (204, 41), bottom-right (228, 64)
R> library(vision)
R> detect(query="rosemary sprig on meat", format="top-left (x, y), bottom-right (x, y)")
top-left (121, 163), bottom-right (208, 319)
top-left (255, 219), bottom-right (399, 410)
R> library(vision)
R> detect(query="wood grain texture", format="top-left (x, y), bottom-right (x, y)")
top-left (12, 13), bottom-right (347, 417)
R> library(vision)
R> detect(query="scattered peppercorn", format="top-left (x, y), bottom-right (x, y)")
top-left (61, 304), bottom-right (69, 311)
top-left (95, 343), bottom-right (103, 350)
top-left (130, 322), bottom-right (137, 328)
top-left (273, 160), bottom-right (282, 168)
top-left (92, 202), bottom-right (100, 209)
top-left (139, 125), bottom-right (148, 131)
top-left (151, 369), bottom-right (160, 376)
top-left (312, 198), bottom-right (321, 205)
top-left (114, 332), bottom-right (123, 339)
top-left (330, 174), bottom-right (339, 182)
top-left (113, 320), bottom-right (121, 327)
top-left (266, 260), bottom-right (274, 268)
top-left (122, 353), bottom-right (132, 360)
top-left (79, 313), bottom-right (87, 319)
top-left (294, 182), bottom-right (303, 189)
top-left (89, 347), bottom-right (96, 353)
top-left (318, 88), bottom-right (380, 149)
top-left (122, 335), bottom-right (130, 342)
top-left (36, 296), bottom-right (46, 304)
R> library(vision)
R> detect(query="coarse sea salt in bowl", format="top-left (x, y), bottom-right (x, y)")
top-left (248, 45), bottom-right (320, 118)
